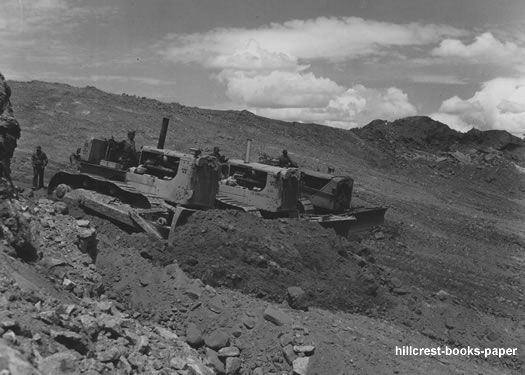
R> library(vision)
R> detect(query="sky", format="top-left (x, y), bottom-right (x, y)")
top-left (1, 0), bottom-right (525, 135)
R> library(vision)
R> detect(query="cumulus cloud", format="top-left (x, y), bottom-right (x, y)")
top-left (158, 16), bottom-right (464, 67)
top-left (431, 77), bottom-right (525, 135)
top-left (214, 51), bottom-right (417, 128)
top-left (432, 32), bottom-right (525, 70)
top-left (210, 40), bottom-right (307, 73)
top-left (222, 70), bottom-right (344, 108)
top-left (251, 85), bottom-right (417, 129)
top-left (156, 16), bottom-right (430, 128)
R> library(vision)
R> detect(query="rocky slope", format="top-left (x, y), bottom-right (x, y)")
top-left (1, 80), bottom-right (523, 374)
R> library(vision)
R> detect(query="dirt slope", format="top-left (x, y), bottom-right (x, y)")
top-left (2, 80), bottom-right (524, 374)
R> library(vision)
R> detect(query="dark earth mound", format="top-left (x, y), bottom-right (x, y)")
top-left (153, 210), bottom-right (390, 314)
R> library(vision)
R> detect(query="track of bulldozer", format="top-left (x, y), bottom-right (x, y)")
top-left (48, 171), bottom-right (151, 209)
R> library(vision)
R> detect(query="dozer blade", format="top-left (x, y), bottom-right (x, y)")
top-left (48, 171), bottom-right (151, 209)
top-left (303, 214), bottom-right (356, 237)
top-left (63, 189), bottom-right (165, 240)
top-left (216, 194), bottom-right (262, 217)
top-left (347, 206), bottom-right (388, 232)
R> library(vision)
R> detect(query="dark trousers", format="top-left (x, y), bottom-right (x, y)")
top-left (33, 167), bottom-right (45, 188)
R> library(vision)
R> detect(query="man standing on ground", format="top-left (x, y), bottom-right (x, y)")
top-left (31, 146), bottom-right (48, 190)
top-left (69, 148), bottom-right (81, 170)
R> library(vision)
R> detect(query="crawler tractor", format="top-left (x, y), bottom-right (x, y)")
top-left (299, 169), bottom-right (387, 231)
top-left (215, 140), bottom-right (371, 236)
top-left (216, 140), bottom-right (300, 217)
top-left (48, 118), bottom-right (220, 241)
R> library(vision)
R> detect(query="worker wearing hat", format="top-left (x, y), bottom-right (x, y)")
top-left (122, 130), bottom-right (138, 169)
top-left (31, 145), bottom-right (48, 190)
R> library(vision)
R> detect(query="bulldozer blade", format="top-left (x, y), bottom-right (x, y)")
top-left (348, 206), bottom-right (387, 232)
top-left (303, 214), bottom-right (356, 237)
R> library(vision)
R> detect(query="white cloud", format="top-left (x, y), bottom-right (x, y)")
top-left (158, 16), bottom-right (465, 67)
top-left (432, 32), bottom-right (525, 70)
top-left (223, 70), bottom-right (344, 108)
top-left (431, 77), bottom-right (525, 135)
top-left (210, 40), bottom-right (307, 73)
top-left (156, 16), bottom-right (431, 128)
top-left (251, 85), bottom-right (417, 129)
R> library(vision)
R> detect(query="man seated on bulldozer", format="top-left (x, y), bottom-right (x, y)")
top-left (278, 149), bottom-right (298, 168)
top-left (121, 130), bottom-right (139, 169)
top-left (210, 146), bottom-right (228, 177)
top-left (211, 146), bottom-right (228, 163)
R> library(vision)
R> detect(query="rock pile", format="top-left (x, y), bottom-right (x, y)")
top-left (0, 183), bottom-right (38, 261)
top-left (0, 286), bottom-right (212, 374)
top-left (0, 196), bottom-right (218, 375)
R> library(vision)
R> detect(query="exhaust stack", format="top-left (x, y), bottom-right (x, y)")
top-left (157, 117), bottom-right (169, 149)
top-left (245, 139), bottom-right (252, 163)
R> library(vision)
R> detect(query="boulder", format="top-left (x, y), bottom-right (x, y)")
top-left (286, 286), bottom-right (309, 310)
top-left (170, 356), bottom-right (187, 370)
top-left (186, 323), bottom-right (204, 348)
top-left (293, 345), bottom-right (315, 355)
top-left (97, 347), bottom-right (120, 363)
top-left (218, 346), bottom-right (240, 357)
top-left (225, 357), bottom-right (241, 375)
top-left (77, 228), bottom-right (97, 260)
top-left (282, 344), bottom-right (297, 364)
top-left (136, 335), bottom-right (150, 354)
top-left (0, 339), bottom-right (41, 374)
top-left (292, 357), bottom-right (310, 375)
top-left (204, 330), bottom-right (229, 350)
top-left (39, 351), bottom-right (77, 374)
top-left (53, 202), bottom-right (69, 214)
top-left (242, 316), bottom-right (256, 329)
top-left (263, 306), bottom-right (291, 326)
top-left (436, 290), bottom-right (450, 301)
top-left (76, 219), bottom-right (90, 227)
top-left (205, 348), bottom-right (225, 374)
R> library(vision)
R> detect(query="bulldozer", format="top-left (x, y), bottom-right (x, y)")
top-left (216, 140), bottom-right (300, 217)
top-left (299, 169), bottom-right (387, 232)
top-left (215, 140), bottom-right (385, 236)
top-left (48, 118), bottom-right (220, 241)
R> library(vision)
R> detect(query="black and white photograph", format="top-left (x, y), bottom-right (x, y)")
top-left (0, 1), bottom-right (523, 374)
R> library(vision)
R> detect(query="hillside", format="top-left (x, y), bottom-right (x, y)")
top-left (3, 80), bottom-right (525, 374)
top-left (10, 81), bottom-right (375, 171)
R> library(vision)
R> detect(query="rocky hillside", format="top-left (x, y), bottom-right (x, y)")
top-left (11, 81), bottom-right (523, 172)
top-left (1, 80), bottom-right (524, 374)
top-left (357, 116), bottom-right (525, 162)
